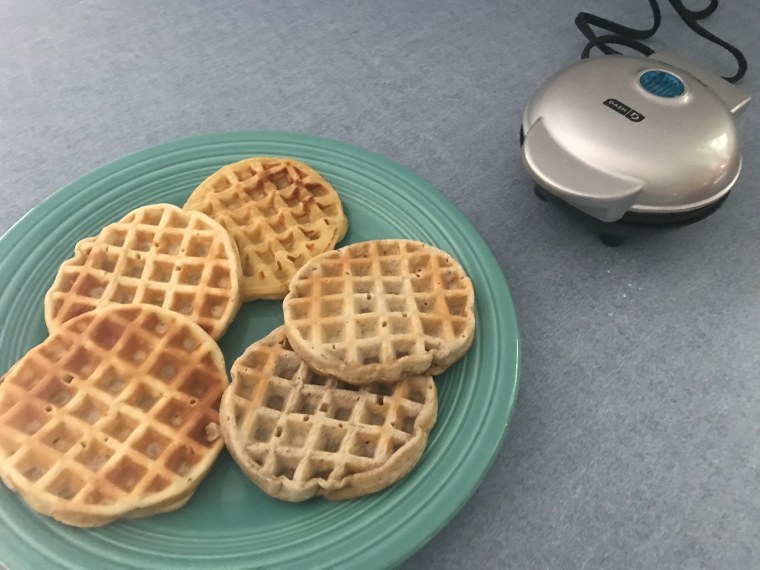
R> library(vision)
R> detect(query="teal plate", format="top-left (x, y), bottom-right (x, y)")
top-left (0, 132), bottom-right (519, 569)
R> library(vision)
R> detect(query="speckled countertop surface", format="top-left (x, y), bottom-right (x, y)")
top-left (1, 1), bottom-right (759, 567)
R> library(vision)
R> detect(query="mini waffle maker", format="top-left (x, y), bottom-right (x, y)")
top-left (520, 1), bottom-right (750, 245)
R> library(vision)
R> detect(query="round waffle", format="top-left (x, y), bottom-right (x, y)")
top-left (0, 304), bottom-right (228, 527)
top-left (220, 327), bottom-right (437, 502)
top-left (44, 203), bottom-right (243, 340)
top-left (282, 240), bottom-right (476, 384)
top-left (184, 157), bottom-right (348, 301)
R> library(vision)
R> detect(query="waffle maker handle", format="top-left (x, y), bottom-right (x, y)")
top-left (522, 118), bottom-right (644, 222)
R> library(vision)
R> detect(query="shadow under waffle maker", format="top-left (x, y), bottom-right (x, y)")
top-left (520, 51), bottom-right (751, 246)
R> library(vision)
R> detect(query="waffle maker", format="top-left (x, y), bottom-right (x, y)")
top-left (520, 0), bottom-right (750, 245)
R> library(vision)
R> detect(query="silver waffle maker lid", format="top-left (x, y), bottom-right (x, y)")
top-left (521, 51), bottom-right (751, 223)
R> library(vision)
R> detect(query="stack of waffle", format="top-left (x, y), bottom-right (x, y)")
top-left (0, 154), bottom-right (477, 526)
top-left (221, 239), bottom-right (475, 502)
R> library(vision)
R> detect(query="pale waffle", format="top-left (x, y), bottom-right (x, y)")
top-left (0, 304), bottom-right (228, 527)
top-left (220, 327), bottom-right (437, 502)
top-left (44, 203), bottom-right (243, 340)
top-left (184, 157), bottom-right (348, 301)
top-left (282, 240), bottom-right (476, 384)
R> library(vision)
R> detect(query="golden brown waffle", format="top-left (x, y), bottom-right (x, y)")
top-left (0, 304), bottom-right (228, 527)
top-left (44, 204), bottom-right (242, 340)
top-left (282, 240), bottom-right (476, 384)
top-left (184, 157), bottom-right (348, 301)
top-left (220, 327), bottom-right (437, 502)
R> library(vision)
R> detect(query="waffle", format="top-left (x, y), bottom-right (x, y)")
top-left (184, 157), bottom-right (348, 301)
top-left (282, 240), bottom-right (476, 384)
top-left (0, 304), bottom-right (228, 527)
top-left (220, 327), bottom-right (437, 502)
top-left (44, 203), bottom-right (242, 340)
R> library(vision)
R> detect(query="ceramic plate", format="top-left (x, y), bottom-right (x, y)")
top-left (0, 132), bottom-right (519, 569)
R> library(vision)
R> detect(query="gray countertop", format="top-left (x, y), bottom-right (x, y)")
top-left (1, 1), bottom-right (759, 568)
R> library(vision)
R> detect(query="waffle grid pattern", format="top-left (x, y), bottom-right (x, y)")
top-left (221, 328), bottom-right (437, 501)
top-left (0, 305), bottom-right (227, 526)
top-left (184, 157), bottom-right (347, 300)
top-left (283, 240), bottom-right (475, 383)
top-left (44, 204), bottom-right (241, 340)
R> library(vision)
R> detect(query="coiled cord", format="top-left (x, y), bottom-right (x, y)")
top-left (575, 0), bottom-right (747, 83)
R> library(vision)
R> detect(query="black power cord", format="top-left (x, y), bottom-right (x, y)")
top-left (575, 0), bottom-right (747, 83)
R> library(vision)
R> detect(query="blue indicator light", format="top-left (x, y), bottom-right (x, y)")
top-left (639, 70), bottom-right (685, 97)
